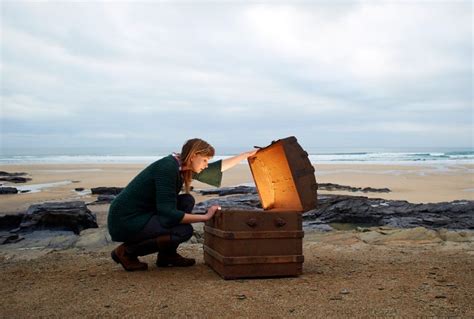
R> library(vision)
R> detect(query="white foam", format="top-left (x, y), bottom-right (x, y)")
top-left (16, 181), bottom-right (73, 193)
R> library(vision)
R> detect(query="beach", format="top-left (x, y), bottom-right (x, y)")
top-left (0, 162), bottom-right (473, 318)
top-left (0, 162), bottom-right (473, 214)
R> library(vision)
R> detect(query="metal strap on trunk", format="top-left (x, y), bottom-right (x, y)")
top-left (204, 226), bottom-right (304, 239)
top-left (204, 246), bottom-right (304, 265)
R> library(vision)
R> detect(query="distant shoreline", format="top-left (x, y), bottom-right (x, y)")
top-left (1, 150), bottom-right (473, 165)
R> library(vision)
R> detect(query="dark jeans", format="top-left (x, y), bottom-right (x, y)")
top-left (127, 194), bottom-right (195, 247)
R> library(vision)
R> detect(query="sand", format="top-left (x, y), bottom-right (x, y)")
top-left (0, 162), bottom-right (473, 318)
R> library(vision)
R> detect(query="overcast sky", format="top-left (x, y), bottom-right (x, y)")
top-left (1, 1), bottom-right (472, 154)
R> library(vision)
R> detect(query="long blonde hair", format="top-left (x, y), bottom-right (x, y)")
top-left (180, 138), bottom-right (215, 193)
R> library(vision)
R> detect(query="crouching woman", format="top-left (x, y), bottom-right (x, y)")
top-left (107, 138), bottom-right (255, 271)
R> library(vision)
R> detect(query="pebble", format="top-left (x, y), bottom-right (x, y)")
top-left (329, 295), bottom-right (342, 300)
top-left (237, 294), bottom-right (247, 300)
top-left (340, 288), bottom-right (350, 295)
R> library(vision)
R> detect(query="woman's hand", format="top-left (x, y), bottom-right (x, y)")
top-left (243, 149), bottom-right (258, 158)
top-left (205, 205), bottom-right (221, 221)
top-left (221, 149), bottom-right (259, 172)
top-left (181, 205), bottom-right (221, 224)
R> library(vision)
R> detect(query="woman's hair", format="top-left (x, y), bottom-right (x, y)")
top-left (180, 138), bottom-right (215, 193)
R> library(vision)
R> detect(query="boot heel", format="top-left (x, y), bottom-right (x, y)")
top-left (111, 250), bottom-right (120, 264)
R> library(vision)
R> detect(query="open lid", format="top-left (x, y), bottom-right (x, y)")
top-left (247, 136), bottom-right (318, 212)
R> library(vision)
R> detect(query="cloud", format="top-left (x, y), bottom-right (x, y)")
top-left (1, 1), bottom-right (472, 150)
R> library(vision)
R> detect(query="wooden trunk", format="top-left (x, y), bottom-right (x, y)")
top-left (204, 136), bottom-right (317, 279)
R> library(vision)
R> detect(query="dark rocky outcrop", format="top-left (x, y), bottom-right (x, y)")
top-left (197, 183), bottom-right (390, 196)
top-left (0, 176), bottom-right (32, 183)
top-left (0, 172), bottom-right (31, 183)
top-left (198, 186), bottom-right (258, 196)
top-left (318, 183), bottom-right (390, 193)
top-left (0, 171), bottom-right (28, 176)
top-left (0, 187), bottom-right (18, 194)
top-left (303, 195), bottom-right (473, 230)
top-left (6, 201), bottom-right (98, 234)
top-left (193, 190), bottom-right (474, 230)
top-left (91, 187), bottom-right (123, 195)
top-left (193, 194), bottom-right (262, 213)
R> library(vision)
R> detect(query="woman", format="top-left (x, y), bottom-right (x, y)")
top-left (107, 138), bottom-right (256, 271)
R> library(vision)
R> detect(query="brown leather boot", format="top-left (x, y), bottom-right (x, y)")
top-left (111, 243), bottom-right (148, 271)
top-left (156, 253), bottom-right (196, 267)
top-left (154, 234), bottom-right (195, 267)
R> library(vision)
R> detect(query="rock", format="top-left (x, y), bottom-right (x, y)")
top-left (91, 187), bottom-right (123, 195)
top-left (11, 201), bottom-right (98, 234)
top-left (0, 172), bottom-right (30, 183)
top-left (193, 194), bottom-right (262, 213)
top-left (189, 223), bottom-right (204, 244)
top-left (75, 188), bottom-right (85, 192)
top-left (198, 185), bottom-right (258, 196)
top-left (319, 183), bottom-right (390, 193)
top-left (303, 195), bottom-right (474, 230)
top-left (75, 227), bottom-right (113, 249)
top-left (0, 171), bottom-right (28, 176)
top-left (0, 214), bottom-right (24, 230)
top-left (329, 295), bottom-right (342, 300)
top-left (0, 230), bottom-right (79, 253)
top-left (301, 221), bottom-right (334, 232)
top-left (47, 233), bottom-right (78, 249)
top-left (195, 189), bottom-right (474, 230)
top-left (437, 229), bottom-right (474, 242)
top-left (0, 234), bottom-right (24, 244)
top-left (0, 187), bottom-right (19, 194)
top-left (198, 183), bottom-right (391, 196)
top-left (87, 195), bottom-right (116, 205)
top-left (340, 288), bottom-right (350, 294)
top-left (358, 227), bottom-right (443, 245)
top-left (0, 176), bottom-right (32, 183)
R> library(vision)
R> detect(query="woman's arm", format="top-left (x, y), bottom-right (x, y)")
top-left (221, 150), bottom-right (257, 172)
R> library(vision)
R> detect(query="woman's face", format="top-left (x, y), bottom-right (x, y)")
top-left (190, 154), bottom-right (211, 173)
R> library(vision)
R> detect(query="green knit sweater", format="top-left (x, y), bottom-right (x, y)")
top-left (107, 155), bottom-right (222, 242)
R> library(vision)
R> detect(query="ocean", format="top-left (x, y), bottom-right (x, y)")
top-left (0, 148), bottom-right (472, 165)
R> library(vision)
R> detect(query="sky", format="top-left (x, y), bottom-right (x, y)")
top-left (1, 1), bottom-right (473, 154)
